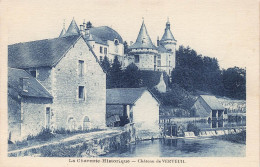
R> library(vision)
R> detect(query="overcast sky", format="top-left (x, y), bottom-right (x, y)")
top-left (4, 0), bottom-right (258, 69)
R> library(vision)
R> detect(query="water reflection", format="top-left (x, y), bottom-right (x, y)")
top-left (102, 138), bottom-right (245, 157)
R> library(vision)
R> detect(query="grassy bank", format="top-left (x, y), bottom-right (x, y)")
top-left (213, 130), bottom-right (246, 144)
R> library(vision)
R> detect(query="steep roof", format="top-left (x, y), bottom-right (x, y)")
top-left (107, 87), bottom-right (148, 105)
top-left (59, 27), bottom-right (66, 37)
top-left (64, 18), bottom-right (80, 36)
top-left (139, 71), bottom-right (169, 89)
top-left (160, 21), bottom-right (176, 41)
top-left (157, 45), bottom-right (169, 53)
top-left (89, 26), bottom-right (123, 44)
top-left (8, 35), bottom-right (81, 68)
top-left (129, 21), bottom-right (156, 50)
top-left (200, 95), bottom-right (225, 110)
top-left (8, 68), bottom-right (52, 98)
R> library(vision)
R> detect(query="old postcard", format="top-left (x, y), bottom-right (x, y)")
top-left (0, 0), bottom-right (259, 166)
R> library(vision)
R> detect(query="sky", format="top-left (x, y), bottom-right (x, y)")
top-left (3, 0), bottom-right (259, 69)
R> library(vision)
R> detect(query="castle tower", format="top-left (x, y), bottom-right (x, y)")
top-left (160, 18), bottom-right (177, 53)
top-left (64, 18), bottom-right (80, 36)
top-left (160, 18), bottom-right (177, 70)
top-left (59, 21), bottom-right (66, 37)
top-left (128, 20), bottom-right (158, 71)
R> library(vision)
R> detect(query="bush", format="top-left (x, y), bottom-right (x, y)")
top-left (187, 123), bottom-right (201, 136)
top-left (27, 128), bottom-right (54, 141)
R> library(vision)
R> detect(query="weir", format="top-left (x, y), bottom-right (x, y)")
top-left (184, 132), bottom-right (195, 137)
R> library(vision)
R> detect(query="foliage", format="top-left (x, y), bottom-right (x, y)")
top-left (222, 67), bottom-right (246, 99)
top-left (123, 41), bottom-right (130, 54)
top-left (27, 128), bottom-right (54, 141)
top-left (172, 45), bottom-right (246, 99)
top-left (86, 21), bottom-right (93, 28)
top-left (108, 56), bottom-right (124, 88)
top-left (101, 55), bottom-right (111, 73)
top-left (187, 123), bottom-right (201, 136)
top-left (150, 84), bottom-right (195, 110)
top-left (122, 63), bottom-right (142, 88)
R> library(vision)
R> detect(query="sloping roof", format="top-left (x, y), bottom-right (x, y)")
top-left (157, 45), bottom-right (168, 53)
top-left (8, 68), bottom-right (52, 98)
top-left (106, 87), bottom-right (147, 105)
top-left (89, 26), bottom-right (123, 44)
top-left (8, 35), bottom-right (81, 68)
top-left (139, 71), bottom-right (169, 89)
top-left (129, 21), bottom-right (156, 50)
top-left (59, 27), bottom-right (66, 37)
top-left (64, 18), bottom-right (80, 36)
top-left (160, 21), bottom-right (176, 41)
top-left (200, 95), bottom-right (225, 110)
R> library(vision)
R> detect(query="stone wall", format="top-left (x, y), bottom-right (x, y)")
top-left (21, 97), bottom-right (52, 140)
top-left (51, 37), bottom-right (106, 130)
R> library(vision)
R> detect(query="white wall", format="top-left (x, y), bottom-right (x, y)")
top-left (132, 90), bottom-right (159, 133)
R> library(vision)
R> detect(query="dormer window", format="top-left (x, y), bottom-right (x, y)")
top-left (29, 68), bottom-right (37, 78)
top-left (114, 39), bottom-right (119, 45)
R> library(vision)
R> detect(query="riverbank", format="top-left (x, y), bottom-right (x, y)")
top-left (8, 127), bottom-right (133, 157)
top-left (213, 130), bottom-right (246, 144)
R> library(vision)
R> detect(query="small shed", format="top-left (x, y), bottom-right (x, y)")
top-left (106, 87), bottom-right (160, 132)
top-left (191, 95), bottom-right (225, 120)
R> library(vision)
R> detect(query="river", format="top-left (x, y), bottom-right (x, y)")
top-left (102, 137), bottom-right (245, 157)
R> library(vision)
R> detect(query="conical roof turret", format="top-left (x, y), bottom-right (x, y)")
top-left (59, 27), bottom-right (66, 37)
top-left (129, 20), bottom-right (156, 50)
top-left (161, 19), bottom-right (176, 41)
top-left (64, 18), bottom-right (80, 36)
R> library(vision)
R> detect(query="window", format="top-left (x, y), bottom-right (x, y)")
top-left (78, 60), bottom-right (84, 77)
top-left (100, 56), bottom-right (103, 62)
top-left (46, 107), bottom-right (51, 128)
top-left (30, 69), bottom-right (37, 78)
top-left (78, 86), bottom-right (85, 99)
top-left (157, 60), bottom-right (161, 66)
top-left (134, 55), bottom-right (139, 63)
top-left (100, 46), bottom-right (103, 53)
top-left (104, 48), bottom-right (107, 55)
top-left (158, 55), bottom-right (161, 59)
top-left (169, 61), bottom-right (171, 66)
top-left (114, 39), bottom-right (119, 45)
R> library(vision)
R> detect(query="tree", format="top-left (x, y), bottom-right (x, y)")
top-left (222, 67), bottom-right (246, 99)
top-left (123, 41), bottom-right (129, 54)
top-left (171, 45), bottom-right (224, 96)
top-left (86, 21), bottom-right (93, 28)
top-left (101, 56), bottom-right (110, 73)
top-left (109, 56), bottom-right (124, 88)
top-left (122, 63), bottom-right (141, 88)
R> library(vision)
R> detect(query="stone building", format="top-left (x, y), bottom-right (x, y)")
top-left (8, 35), bottom-right (106, 141)
top-left (59, 19), bottom-right (124, 65)
top-left (191, 95), bottom-right (225, 121)
top-left (8, 68), bottom-right (53, 141)
top-left (127, 19), bottom-right (177, 76)
top-left (106, 88), bottom-right (160, 138)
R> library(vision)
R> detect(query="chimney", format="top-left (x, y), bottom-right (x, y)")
top-left (85, 28), bottom-right (90, 36)
top-left (80, 25), bottom-right (84, 35)
top-left (20, 77), bottom-right (29, 92)
top-left (157, 36), bottom-right (160, 46)
top-left (83, 20), bottom-right (86, 29)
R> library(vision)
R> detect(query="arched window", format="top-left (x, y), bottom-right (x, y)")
top-left (114, 39), bottom-right (119, 45)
